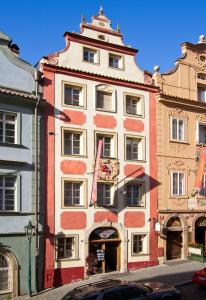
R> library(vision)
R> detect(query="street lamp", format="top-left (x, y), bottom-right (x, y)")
top-left (24, 220), bottom-right (35, 296)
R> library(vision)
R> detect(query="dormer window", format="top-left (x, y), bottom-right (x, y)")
top-left (198, 86), bottom-right (206, 102)
top-left (109, 53), bottom-right (123, 69)
top-left (83, 47), bottom-right (97, 64)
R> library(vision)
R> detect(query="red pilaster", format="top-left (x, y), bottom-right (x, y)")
top-left (43, 70), bottom-right (55, 289)
top-left (149, 91), bottom-right (158, 264)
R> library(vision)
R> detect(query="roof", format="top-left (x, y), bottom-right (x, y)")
top-left (42, 63), bottom-right (159, 92)
top-left (0, 86), bottom-right (38, 100)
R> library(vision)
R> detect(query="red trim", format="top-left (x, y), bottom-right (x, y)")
top-left (43, 71), bottom-right (55, 289)
top-left (53, 267), bottom-right (84, 286)
top-left (81, 23), bottom-right (122, 37)
top-left (149, 91), bottom-right (158, 263)
top-left (43, 64), bottom-right (158, 93)
top-left (92, 15), bottom-right (110, 23)
top-left (64, 32), bottom-right (136, 56)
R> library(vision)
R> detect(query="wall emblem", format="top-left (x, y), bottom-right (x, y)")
top-left (97, 159), bottom-right (119, 180)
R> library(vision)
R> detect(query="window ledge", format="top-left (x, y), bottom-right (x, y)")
top-left (56, 258), bottom-right (80, 262)
top-left (62, 104), bottom-right (86, 110)
top-left (169, 140), bottom-right (190, 145)
top-left (0, 143), bottom-right (28, 149)
top-left (96, 108), bottom-right (116, 113)
top-left (62, 206), bottom-right (86, 209)
top-left (125, 159), bottom-right (146, 163)
top-left (124, 113), bottom-right (144, 119)
top-left (108, 66), bottom-right (125, 71)
top-left (169, 196), bottom-right (188, 199)
top-left (125, 206), bottom-right (145, 209)
top-left (131, 253), bottom-right (149, 257)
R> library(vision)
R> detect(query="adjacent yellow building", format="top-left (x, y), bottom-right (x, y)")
top-left (153, 35), bottom-right (206, 262)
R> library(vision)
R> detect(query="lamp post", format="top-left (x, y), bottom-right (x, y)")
top-left (24, 220), bottom-right (35, 296)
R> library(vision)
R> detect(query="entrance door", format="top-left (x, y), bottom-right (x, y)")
top-left (88, 227), bottom-right (121, 274)
top-left (166, 230), bottom-right (182, 260)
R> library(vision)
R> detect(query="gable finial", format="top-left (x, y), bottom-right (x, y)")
top-left (99, 5), bottom-right (104, 15)
top-left (116, 24), bottom-right (120, 33)
top-left (81, 13), bottom-right (86, 23)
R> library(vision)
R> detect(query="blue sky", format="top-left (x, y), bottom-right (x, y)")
top-left (1, 0), bottom-right (205, 73)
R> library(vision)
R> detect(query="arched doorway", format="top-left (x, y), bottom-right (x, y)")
top-left (88, 227), bottom-right (121, 274)
top-left (166, 217), bottom-right (183, 260)
top-left (0, 253), bottom-right (12, 295)
top-left (195, 217), bottom-right (206, 248)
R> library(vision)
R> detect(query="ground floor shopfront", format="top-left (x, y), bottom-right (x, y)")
top-left (158, 212), bottom-right (206, 262)
top-left (44, 221), bottom-right (158, 288)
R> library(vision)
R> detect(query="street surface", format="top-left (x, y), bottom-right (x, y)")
top-left (15, 260), bottom-right (206, 300)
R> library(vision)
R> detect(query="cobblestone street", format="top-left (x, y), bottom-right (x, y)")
top-left (15, 260), bottom-right (205, 300)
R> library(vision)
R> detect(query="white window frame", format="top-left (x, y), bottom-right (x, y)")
top-left (170, 117), bottom-right (185, 142)
top-left (0, 175), bottom-right (17, 212)
top-left (96, 181), bottom-right (115, 207)
top-left (95, 131), bottom-right (117, 158)
top-left (131, 233), bottom-right (148, 256)
top-left (62, 178), bottom-right (86, 207)
top-left (197, 86), bottom-right (206, 102)
top-left (62, 127), bottom-right (86, 156)
top-left (0, 253), bottom-right (11, 293)
top-left (198, 173), bottom-right (206, 197)
top-left (125, 135), bottom-right (145, 161)
top-left (56, 235), bottom-right (78, 260)
top-left (124, 93), bottom-right (144, 117)
top-left (197, 121), bottom-right (206, 145)
top-left (125, 181), bottom-right (145, 207)
top-left (0, 111), bottom-right (17, 144)
top-left (83, 47), bottom-right (98, 64)
top-left (62, 81), bottom-right (86, 108)
top-left (108, 53), bottom-right (124, 69)
top-left (171, 171), bottom-right (185, 196)
top-left (96, 85), bottom-right (116, 112)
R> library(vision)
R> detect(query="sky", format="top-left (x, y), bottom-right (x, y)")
top-left (1, 0), bottom-right (206, 73)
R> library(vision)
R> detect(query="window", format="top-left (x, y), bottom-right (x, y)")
top-left (62, 128), bottom-right (85, 156)
top-left (125, 95), bottom-right (143, 116)
top-left (57, 236), bottom-right (78, 259)
top-left (96, 90), bottom-right (112, 111)
top-left (198, 123), bottom-right (206, 144)
top-left (125, 136), bottom-right (144, 161)
top-left (126, 182), bottom-right (144, 206)
top-left (132, 234), bottom-right (147, 255)
top-left (96, 133), bottom-right (116, 158)
top-left (83, 47), bottom-right (97, 63)
top-left (63, 179), bottom-right (85, 206)
top-left (97, 182), bottom-right (114, 206)
top-left (109, 54), bottom-right (123, 69)
top-left (0, 254), bottom-right (10, 293)
top-left (171, 118), bottom-right (184, 141)
top-left (198, 86), bottom-right (206, 102)
top-left (0, 111), bottom-right (16, 144)
top-left (64, 84), bottom-right (84, 107)
top-left (199, 173), bottom-right (206, 197)
top-left (0, 175), bottom-right (16, 211)
top-left (171, 172), bottom-right (185, 196)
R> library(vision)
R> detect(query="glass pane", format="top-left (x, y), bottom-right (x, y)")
top-left (178, 120), bottom-right (184, 140)
top-left (64, 132), bottom-right (72, 154)
top-left (172, 119), bottom-right (177, 140)
top-left (64, 182), bottom-right (73, 205)
top-left (172, 173), bottom-right (178, 195)
top-left (179, 173), bottom-right (184, 195)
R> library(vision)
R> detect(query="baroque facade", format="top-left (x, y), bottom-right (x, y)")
top-left (153, 35), bottom-right (206, 262)
top-left (40, 8), bottom-right (159, 288)
top-left (0, 32), bottom-right (44, 297)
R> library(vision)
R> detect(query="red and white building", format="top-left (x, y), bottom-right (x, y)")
top-left (40, 8), bottom-right (159, 288)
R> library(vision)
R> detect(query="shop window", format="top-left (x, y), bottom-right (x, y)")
top-left (57, 235), bottom-right (78, 260)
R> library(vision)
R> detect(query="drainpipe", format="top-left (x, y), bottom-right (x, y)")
top-left (34, 69), bottom-right (41, 293)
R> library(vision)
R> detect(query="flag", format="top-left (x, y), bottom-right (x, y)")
top-left (90, 139), bottom-right (103, 205)
top-left (195, 147), bottom-right (206, 192)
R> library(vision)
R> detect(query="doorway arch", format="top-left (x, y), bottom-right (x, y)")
top-left (166, 217), bottom-right (183, 260)
top-left (195, 217), bottom-right (206, 248)
top-left (0, 249), bottom-right (18, 298)
top-left (87, 226), bottom-right (121, 274)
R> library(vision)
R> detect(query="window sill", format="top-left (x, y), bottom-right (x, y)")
top-left (61, 154), bottom-right (87, 158)
top-left (169, 196), bottom-right (188, 199)
top-left (0, 211), bottom-right (34, 216)
top-left (196, 143), bottom-right (206, 146)
top-left (62, 104), bottom-right (86, 110)
top-left (82, 59), bottom-right (99, 66)
top-left (96, 108), bottom-right (116, 114)
top-left (125, 205), bottom-right (145, 209)
top-left (124, 113), bottom-right (144, 119)
top-left (108, 66), bottom-right (125, 71)
top-left (62, 205), bottom-right (86, 209)
top-left (125, 159), bottom-right (146, 163)
top-left (169, 140), bottom-right (190, 145)
top-left (0, 143), bottom-right (28, 149)
top-left (131, 253), bottom-right (149, 257)
top-left (56, 257), bottom-right (80, 262)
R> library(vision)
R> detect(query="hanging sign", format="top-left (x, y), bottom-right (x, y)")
top-left (97, 250), bottom-right (105, 261)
